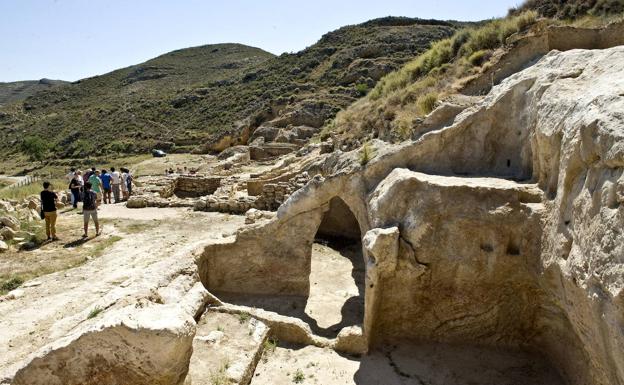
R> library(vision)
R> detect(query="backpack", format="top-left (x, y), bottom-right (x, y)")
top-left (82, 191), bottom-right (95, 210)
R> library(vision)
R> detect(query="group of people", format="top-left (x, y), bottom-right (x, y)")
top-left (66, 167), bottom-right (133, 208)
top-left (38, 166), bottom-right (134, 241)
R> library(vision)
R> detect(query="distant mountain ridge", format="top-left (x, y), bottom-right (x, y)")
top-left (0, 79), bottom-right (67, 106)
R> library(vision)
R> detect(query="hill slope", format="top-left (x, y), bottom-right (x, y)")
top-left (0, 43), bottom-right (274, 158)
top-left (0, 79), bottom-right (67, 106)
top-left (0, 17), bottom-right (462, 159)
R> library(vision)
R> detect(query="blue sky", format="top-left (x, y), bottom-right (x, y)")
top-left (0, 0), bottom-right (521, 82)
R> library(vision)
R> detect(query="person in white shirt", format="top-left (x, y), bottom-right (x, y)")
top-left (110, 167), bottom-right (121, 203)
top-left (121, 168), bottom-right (129, 201)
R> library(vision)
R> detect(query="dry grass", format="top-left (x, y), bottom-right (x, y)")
top-left (0, 178), bottom-right (65, 201)
top-left (327, 11), bottom-right (543, 144)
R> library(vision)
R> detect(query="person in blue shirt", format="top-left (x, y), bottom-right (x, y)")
top-left (100, 169), bottom-right (112, 204)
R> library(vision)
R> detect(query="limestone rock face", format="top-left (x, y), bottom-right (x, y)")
top-left (11, 305), bottom-right (195, 385)
top-left (198, 46), bottom-right (624, 385)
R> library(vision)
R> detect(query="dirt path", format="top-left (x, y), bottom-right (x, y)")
top-left (0, 205), bottom-right (245, 381)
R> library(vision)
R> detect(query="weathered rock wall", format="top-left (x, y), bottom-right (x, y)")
top-left (198, 208), bottom-right (323, 296)
top-left (174, 176), bottom-right (221, 198)
top-left (197, 46), bottom-right (624, 385)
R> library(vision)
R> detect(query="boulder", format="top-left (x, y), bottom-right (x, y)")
top-left (126, 197), bottom-right (147, 209)
top-left (0, 216), bottom-right (20, 231)
top-left (0, 200), bottom-right (14, 212)
top-left (0, 226), bottom-right (17, 240)
top-left (0, 240), bottom-right (8, 253)
top-left (27, 200), bottom-right (38, 210)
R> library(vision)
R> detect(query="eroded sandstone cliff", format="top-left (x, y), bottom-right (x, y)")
top-left (201, 45), bottom-right (624, 385)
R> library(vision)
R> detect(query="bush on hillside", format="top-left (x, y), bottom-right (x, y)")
top-left (417, 92), bottom-right (438, 115)
top-left (369, 11), bottom-right (538, 100)
top-left (468, 50), bottom-right (492, 66)
top-left (21, 135), bottom-right (51, 161)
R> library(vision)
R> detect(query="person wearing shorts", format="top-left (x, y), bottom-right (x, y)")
top-left (82, 182), bottom-right (100, 237)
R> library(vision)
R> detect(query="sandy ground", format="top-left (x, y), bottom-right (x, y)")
top-left (251, 342), bottom-right (565, 385)
top-left (218, 241), bottom-right (365, 338)
top-left (0, 204), bottom-right (245, 380)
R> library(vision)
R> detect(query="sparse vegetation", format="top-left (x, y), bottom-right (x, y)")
top-left (261, 338), bottom-right (278, 363)
top-left (87, 306), bottom-right (104, 319)
top-left (417, 92), bottom-right (438, 115)
top-left (292, 369), bottom-right (305, 383)
top-left (0, 178), bottom-right (64, 201)
top-left (511, 0), bottom-right (624, 19)
top-left (359, 142), bottom-right (376, 165)
top-left (328, 10), bottom-right (545, 145)
top-left (209, 360), bottom-right (231, 385)
top-left (468, 50), bottom-right (492, 66)
top-left (91, 236), bottom-right (122, 258)
top-left (238, 312), bottom-right (250, 324)
top-left (1, 276), bottom-right (24, 295)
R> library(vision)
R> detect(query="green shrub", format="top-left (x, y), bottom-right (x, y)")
top-left (465, 24), bottom-right (501, 53)
top-left (355, 83), bottom-right (369, 96)
top-left (293, 369), bottom-right (305, 383)
top-left (417, 92), bottom-right (438, 115)
top-left (359, 142), bottom-right (376, 165)
top-left (468, 50), bottom-right (492, 66)
top-left (21, 136), bottom-right (51, 161)
top-left (451, 30), bottom-right (471, 56)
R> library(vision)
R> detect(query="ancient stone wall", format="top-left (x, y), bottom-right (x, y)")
top-left (174, 176), bottom-right (221, 198)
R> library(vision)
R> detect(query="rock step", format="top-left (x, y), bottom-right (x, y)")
top-left (393, 169), bottom-right (544, 203)
top-left (184, 311), bottom-right (269, 385)
top-left (208, 303), bottom-right (333, 349)
top-left (208, 303), bottom-right (367, 355)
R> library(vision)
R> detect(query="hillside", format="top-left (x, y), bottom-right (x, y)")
top-left (0, 18), bottom-right (462, 159)
top-left (0, 79), bottom-right (67, 106)
top-left (512, 0), bottom-right (624, 18)
top-left (324, 9), bottom-right (624, 148)
top-left (0, 44), bottom-right (274, 158)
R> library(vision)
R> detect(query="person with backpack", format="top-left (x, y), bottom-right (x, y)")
top-left (100, 169), bottom-right (112, 204)
top-left (40, 181), bottom-right (59, 241)
top-left (82, 182), bottom-right (100, 237)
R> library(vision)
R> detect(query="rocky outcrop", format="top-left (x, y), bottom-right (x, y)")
top-left (196, 46), bottom-right (624, 385)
